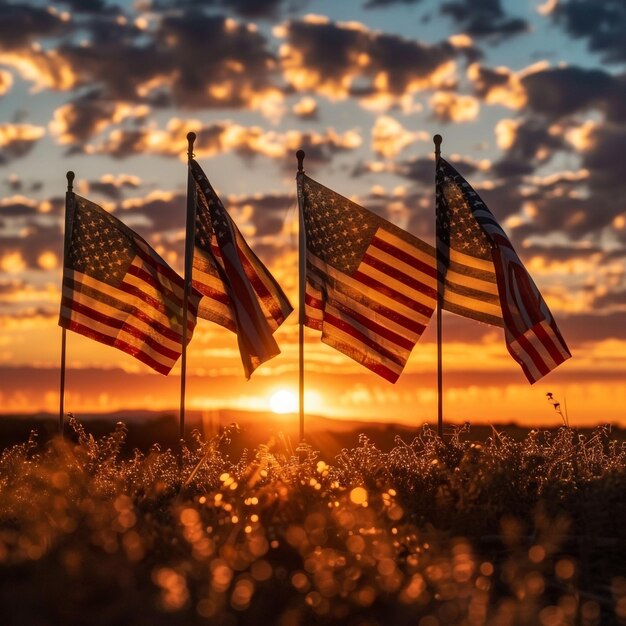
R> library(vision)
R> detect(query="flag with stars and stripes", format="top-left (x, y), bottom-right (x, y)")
top-left (301, 175), bottom-right (438, 383)
top-left (59, 195), bottom-right (198, 375)
top-left (436, 157), bottom-right (571, 383)
top-left (190, 160), bottom-right (293, 379)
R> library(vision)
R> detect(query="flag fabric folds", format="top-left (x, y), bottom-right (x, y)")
top-left (301, 175), bottom-right (438, 383)
top-left (189, 159), bottom-right (293, 378)
top-left (59, 195), bottom-right (197, 375)
top-left (436, 157), bottom-right (571, 383)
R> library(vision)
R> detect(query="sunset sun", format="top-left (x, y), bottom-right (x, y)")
top-left (269, 389), bottom-right (298, 414)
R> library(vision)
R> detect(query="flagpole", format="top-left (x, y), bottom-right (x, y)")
top-left (434, 134), bottom-right (444, 439)
top-left (180, 131), bottom-right (197, 442)
top-left (59, 170), bottom-right (75, 436)
top-left (296, 150), bottom-right (306, 443)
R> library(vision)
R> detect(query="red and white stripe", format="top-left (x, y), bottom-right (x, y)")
top-left (192, 225), bottom-right (291, 335)
top-left (192, 209), bottom-right (292, 379)
top-left (60, 255), bottom-right (196, 376)
top-left (305, 227), bottom-right (437, 383)
top-left (193, 249), bottom-right (237, 332)
top-left (491, 240), bottom-right (571, 383)
top-left (472, 206), bottom-right (571, 383)
top-left (189, 157), bottom-right (292, 378)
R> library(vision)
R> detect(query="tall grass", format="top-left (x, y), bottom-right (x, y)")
top-left (0, 417), bottom-right (625, 625)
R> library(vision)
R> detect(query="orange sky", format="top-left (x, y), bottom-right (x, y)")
top-left (2, 302), bottom-right (625, 426)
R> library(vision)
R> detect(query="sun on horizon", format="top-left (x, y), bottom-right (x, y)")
top-left (269, 389), bottom-right (298, 415)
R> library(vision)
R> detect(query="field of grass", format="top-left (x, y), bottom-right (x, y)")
top-left (0, 417), bottom-right (625, 625)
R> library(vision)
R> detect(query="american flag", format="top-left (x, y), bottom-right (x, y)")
top-left (59, 195), bottom-right (197, 375)
top-left (436, 158), bottom-right (571, 383)
top-left (301, 175), bottom-right (438, 383)
top-left (190, 160), bottom-right (293, 378)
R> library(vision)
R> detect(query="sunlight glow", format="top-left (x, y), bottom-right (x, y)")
top-left (269, 389), bottom-right (298, 414)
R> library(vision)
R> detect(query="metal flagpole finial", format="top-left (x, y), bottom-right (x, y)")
top-left (66, 171), bottom-right (75, 192)
top-left (187, 132), bottom-right (196, 160)
top-left (433, 134), bottom-right (442, 159)
top-left (296, 149), bottom-right (305, 173)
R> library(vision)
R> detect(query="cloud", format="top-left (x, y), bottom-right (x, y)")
top-left (477, 64), bottom-right (626, 245)
top-left (0, 278), bottom-right (26, 296)
top-left (119, 191), bottom-right (185, 235)
top-left (429, 91), bottom-right (480, 122)
top-left (0, 69), bottom-right (13, 97)
top-left (362, 153), bottom-right (485, 186)
top-left (155, 13), bottom-right (280, 108)
top-left (574, 122), bottom-right (626, 203)
top-left (0, 4), bottom-right (69, 52)
top-left (54, 0), bottom-right (115, 13)
top-left (78, 174), bottom-right (142, 200)
top-left (292, 96), bottom-right (318, 119)
top-left (277, 15), bottom-right (459, 103)
top-left (559, 311), bottom-right (626, 343)
top-left (0, 195), bottom-right (40, 218)
top-left (468, 62), bottom-right (535, 109)
top-left (388, 156), bottom-right (438, 185)
top-left (522, 243), bottom-right (604, 263)
top-left (289, 128), bottom-right (362, 165)
top-left (0, 124), bottom-right (46, 163)
top-left (510, 120), bottom-right (626, 241)
top-left (504, 170), bottom-right (626, 244)
top-left (227, 192), bottom-right (295, 238)
top-left (155, 0), bottom-right (301, 19)
top-left (440, 0), bottom-right (529, 39)
top-left (470, 62), bottom-right (626, 125)
top-left (355, 186), bottom-right (433, 242)
top-left (553, 0), bottom-right (626, 64)
top-left (0, 3), bottom-right (76, 91)
top-left (371, 115), bottom-right (427, 157)
top-left (54, 12), bottom-right (281, 110)
top-left (492, 117), bottom-right (565, 177)
top-left (363, 0), bottom-right (423, 7)
top-left (118, 188), bottom-right (294, 268)
top-left (521, 67), bottom-right (626, 122)
top-left (592, 290), bottom-right (626, 312)
top-left (0, 221), bottom-right (62, 271)
top-left (89, 117), bottom-right (362, 163)
top-left (3, 10), bottom-right (284, 116)
top-left (4, 174), bottom-right (23, 192)
top-left (49, 92), bottom-right (150, 147)
top-left (0, 48), bottom-right (78, 91)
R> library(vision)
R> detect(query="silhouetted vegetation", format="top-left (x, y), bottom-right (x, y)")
top-left (0, 417), bottom-right (625, 625)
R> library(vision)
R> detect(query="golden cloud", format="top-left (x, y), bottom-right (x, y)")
top-left (429, 91), bottom-right (480, 122)
top-left (495, 118), bottom-right (519, 149)
top-left (447, 33), bottom-right (474, 48)
top-left (564, 119), bottom-right (599, 152)
top-left (279, 43), bottom-right (357, 98)
top-left (468, 63), bottom-right (527, 109)
top-left (0, 251), bottom-right (27, 273)
top-left (49, 101), bottom-right (150, 145)
top-left (0, 69), bottom-right (13, 96)
top-left (37, 251), bottom-right (58, 270)
top-left (92, 118), bottom-right (362, 161)
top-left (292, 96), bottom-right (318, 118)
top-left (0, 49), bottom-right (77, 92)
top-left (0, 123), bottom-right (45, 147)
top-left (100, 173), bottom-right (141, 187)
top-left (371, 115), bottom-right (427, 158)
top-left (537, 0), bottom-right (559, 16)
top-left (277, 17), bottom-right (459, 108)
